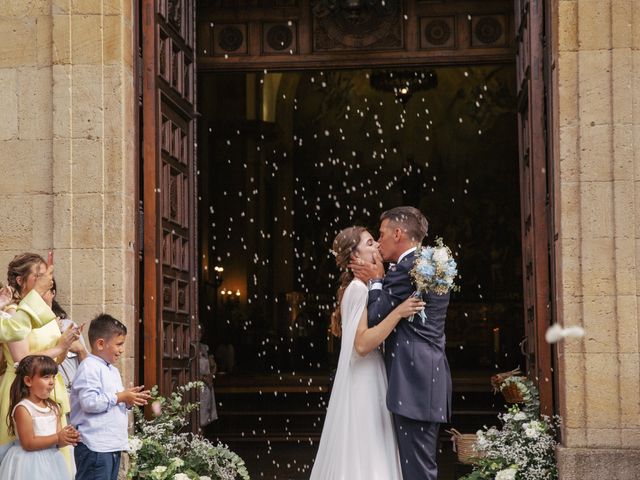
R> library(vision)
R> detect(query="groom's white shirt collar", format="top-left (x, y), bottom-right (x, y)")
top-left (397, 246), bottom-right (417, 264)
top-left (368, 246), bottom-right (417, 291)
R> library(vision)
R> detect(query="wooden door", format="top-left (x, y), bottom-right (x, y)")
top-left (514, 0), bottom-right (554, 413)
top-left (142, 0), bottom-right (199, 397)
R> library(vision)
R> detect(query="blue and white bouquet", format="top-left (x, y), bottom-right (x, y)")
top-left (406, 237), bottom-right (459, 322)
top-left (410, 237), bottom-right (459, 295)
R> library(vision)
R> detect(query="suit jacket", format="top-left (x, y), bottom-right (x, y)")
top-left (367, 250), bottom-right (452, 423)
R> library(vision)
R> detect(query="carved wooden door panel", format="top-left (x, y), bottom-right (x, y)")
top-left (142, 0), bottom-right (198, 398)
top-left (514, 0), bottom-right (553, 413)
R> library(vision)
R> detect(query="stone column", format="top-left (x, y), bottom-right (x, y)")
top-left (51, 0), bottom-right (137, 384)
top-left (0, 0), bottom-right (137, 386)
top-left (0, 1), bottom-right (55, 258)
top-left (554, 0), bottom-right (640, 478)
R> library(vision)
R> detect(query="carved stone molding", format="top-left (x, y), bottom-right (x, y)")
top-left (472, 15), bottom-right (507, 46)
top-left (312, 0), bottom-right (403, 51)
top-left (213, 24), bottom-right (248, 55)
top-left (263, 23), bottom-right (298, 54)
top-left (218, 26), bottom-right (244, 51)
top-left (420, 16), bottom-right (455, 49)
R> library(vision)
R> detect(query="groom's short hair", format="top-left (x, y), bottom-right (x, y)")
top-left (380, 206), bottom-right (428, 243)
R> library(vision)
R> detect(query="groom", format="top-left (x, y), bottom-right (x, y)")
top-left (350, 206), bottom-right (452, 480)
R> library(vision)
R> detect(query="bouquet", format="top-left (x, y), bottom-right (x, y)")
top-left (408, 237), bottom-right (459, 321)
top-left (410, 237), bottom-right (459, 295)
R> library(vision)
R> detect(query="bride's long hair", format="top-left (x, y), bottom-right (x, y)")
top-left (330, 226), bottom-right (366, 337)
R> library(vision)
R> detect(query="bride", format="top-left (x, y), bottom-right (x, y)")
top-left (309, 226), bottom-right (425, 480)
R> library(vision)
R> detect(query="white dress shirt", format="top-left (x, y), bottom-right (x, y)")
top-left (369, 247), bottom-right (417, 291)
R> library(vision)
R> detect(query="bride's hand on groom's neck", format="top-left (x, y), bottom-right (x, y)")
top-left (348, 253), bottom-right (385, 282)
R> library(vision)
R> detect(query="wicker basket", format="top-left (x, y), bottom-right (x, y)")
top-left (490, 368), bottom-right (522, 392)
top-left (500, 381), bottom-right (525, 403)
top-left (446, 429), bottom-right (482, 465)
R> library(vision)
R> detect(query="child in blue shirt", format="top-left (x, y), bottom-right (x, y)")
top-left (70, 314), bottom-right (150, 480)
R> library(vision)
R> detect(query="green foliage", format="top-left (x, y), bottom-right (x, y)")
top-left (127, 382), bottom-right (250, 480)
top-left (459, 376), bottom-right (560, 480)
top-left (500, 376), bottom-right (540, 417)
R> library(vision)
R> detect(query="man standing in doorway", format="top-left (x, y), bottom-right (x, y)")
top-left (350, 206), bottom-right (452, 480)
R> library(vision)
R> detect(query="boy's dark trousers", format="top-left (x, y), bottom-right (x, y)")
top-left (74, 442), bottom-right (121, 480)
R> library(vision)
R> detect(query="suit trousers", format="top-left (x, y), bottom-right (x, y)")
top-left (74, 442), bottom-right (121, 480)
top-left (393, 413), bottom-right (440, 480)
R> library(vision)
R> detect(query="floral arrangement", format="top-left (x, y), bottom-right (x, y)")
top-left (408, 237), bottom-right (459, 322)
top-left (128, 382), bottom-right (250, 480)
top-left (499, 376), bottom-right (540, 417)
top-left (461, 405), bottom-right (560, 480)
top-left (410, 237), bottom-right (459, 296)
top-left (460, 375), bottom-right (559, 480)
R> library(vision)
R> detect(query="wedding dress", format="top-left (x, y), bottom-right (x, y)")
top-left (309, 280), bottom-right (402, 480)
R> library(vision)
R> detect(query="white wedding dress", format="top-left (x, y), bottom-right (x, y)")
top-left (309, 280), bottom-right (402, 480)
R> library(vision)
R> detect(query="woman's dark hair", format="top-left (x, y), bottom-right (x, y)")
top-left (7, 253), bottom-right (47, 303)
top-left (330, 226), bottom-right (366, 337)
top-left (8, 355), bottom-right (59, 435)
top-left (50, 279), bottom-right (67, 319)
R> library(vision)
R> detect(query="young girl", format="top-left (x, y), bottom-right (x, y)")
top-left (0, 355), bottom-right (79, 479)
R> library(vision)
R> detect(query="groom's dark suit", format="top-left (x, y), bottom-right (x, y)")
top-left (368, 249), bottom-right (452, 480)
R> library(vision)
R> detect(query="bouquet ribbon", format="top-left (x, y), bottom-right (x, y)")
top-left (408, 291), bottom-right (427, 324)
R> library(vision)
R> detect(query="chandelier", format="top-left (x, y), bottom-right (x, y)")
top-left (370, 70), bottom-right (438, 104)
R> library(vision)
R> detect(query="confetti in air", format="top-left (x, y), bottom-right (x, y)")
top-left (545, 324), bottom-right (585, 344)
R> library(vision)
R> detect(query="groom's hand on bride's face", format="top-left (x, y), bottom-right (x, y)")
top-left (348, 253), bottom-right (384, 282)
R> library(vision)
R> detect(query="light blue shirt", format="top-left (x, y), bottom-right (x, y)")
top-left (69, 354), bottom-right (128, 452)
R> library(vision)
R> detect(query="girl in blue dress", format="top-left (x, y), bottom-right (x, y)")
top-left (0, 355), bottom-right (79, 479)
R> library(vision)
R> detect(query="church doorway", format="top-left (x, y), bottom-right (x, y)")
top-left (198, 63), bottom-right (523, 478)
top-left (139, 1), bottom-right (555, 478)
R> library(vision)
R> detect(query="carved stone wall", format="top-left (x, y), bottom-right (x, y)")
top-left (197, 0), bottom-right (515, 70)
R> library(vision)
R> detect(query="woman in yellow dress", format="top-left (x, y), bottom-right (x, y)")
top-left (0, 253), bottom-right (79, 471)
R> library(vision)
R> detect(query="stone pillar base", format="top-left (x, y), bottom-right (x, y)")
top-left (557, 446), bottom-right (640, 480)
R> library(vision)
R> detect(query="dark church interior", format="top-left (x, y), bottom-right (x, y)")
top-left (195, 64), bottom-right (524, 478)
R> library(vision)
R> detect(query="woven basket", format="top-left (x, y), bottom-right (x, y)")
top-left (501, 381), bottom-right (525, 403)
top-left (490, 368), bottom-right (522, 392)
top-left (446, 429), bottom-right (482, 465)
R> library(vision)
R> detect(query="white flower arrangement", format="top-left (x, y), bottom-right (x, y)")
top-left (495, 468), bottom-right (518, 480)
top-left (512, 411), bottom-right (528, 422)
top-left (127, 382), bottom-right (250, 480)
top-left (461, 404), bottom-right (560, 480)
top-left (127, 437), bottom-right (143, 454)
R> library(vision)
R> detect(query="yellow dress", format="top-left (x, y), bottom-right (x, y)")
top-left (0, 318), bottom-right (72, 471)
top-left (0, 289), bottom-right (56, 343)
